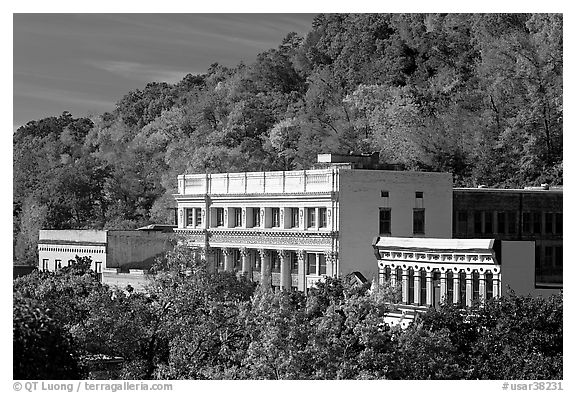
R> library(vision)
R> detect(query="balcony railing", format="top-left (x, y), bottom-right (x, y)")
top-left (177, 169), bottom-right (338, 195)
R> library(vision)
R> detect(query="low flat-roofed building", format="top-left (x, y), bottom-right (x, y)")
top-left (37, 229), bottom-right (174, 290)
top-left (373, 237), bottom-right (560, 311)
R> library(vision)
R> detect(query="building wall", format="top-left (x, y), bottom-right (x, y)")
top-left (106, 231), bottom-right (174, 270)
top-left (500, 241), bottom-right (559, 297)
top-left (338, 170), bottom-right (453, 280)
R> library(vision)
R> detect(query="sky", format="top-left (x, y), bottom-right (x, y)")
top-left (13, 13), bottom-right (317, 131)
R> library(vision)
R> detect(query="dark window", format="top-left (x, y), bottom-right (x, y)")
top-left (555, 246), bottom-right (562, 267)
top-left (484, 211), bottom-right (493, 234)
top-left (408, 269), bottom-right (414, 304)
top-left (379, 208), bottom-right (391, 235)
top-left (545, 213), bottom-right (554, 234)
top-left (234, 208), bottom-right (242, 227)
top-left (216, 208), bottom-right (224, 227)
top-left (290, 252), bottom-right (298, 273)
top-left (319, 208), bottom-right (327, 228)
top-left (486, 272), bottom-right (494, 300)
top-left (497, 212), bottom-right (506, 234)
top-left (446, 271), bottom-right (454, 302)
top-left (474, 211), bottom-right (483, 234)
top-left (271, 252), bottom-right (280, 272)
top-left (381, 190), bottom-right (389, 198)
top-left (271, 208), bottom-right (280, 227)
top-left (307, 208), bottom-right (316, 228)
top-left (233, 250), bottom-right (241, 270)
top-left (413, 209), bottom-right (425, 235)
top-left (307, 253), bottom-right (316, 275)
top-left (459, 272), bottom-right (466, 305)
top-left (318, 254), bottom-right (326, 275)
top-left (291, 208), bottom-right (299, 228)
top-left (186, 209), bottom-right (194, 227)
top-left (472, 271), bottom-right (480, 301)
top-left (253, 208), bottom-right (261, 227)
top-left (415, 191), bottom-right (424, 198)
top-left (420, 271), bottom-right (426, 305)
top-left (533, 212), bottom-right (542, 234)
top-left (555, 213), bottom-right (562, 234)
top-left (522, 212), bottom-right (532, 234)
top-left (456, 211), bottom-right (468, 235)
top-left (507, 211), bottom-right (517, 234)
top-left (195, 208), bottom-right (202, 227)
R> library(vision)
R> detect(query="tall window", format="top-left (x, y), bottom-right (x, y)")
top-left (290, 252), bottom-right (298, 273)
top-left (545, 212), bottom-right (554, 234)
top-left (252, 208), bottom-right (261, 228)
top-left (319, 208), bottom-right (327, 228)
top-left (318, 254), bottom-right (327, 275)
top-left (419, 270), bottom-right (426, 305)
top-left (474, 211), bottom-right (482, 234)
top-left (484, 211), bottom-right (493, 234)
top-left (234, 208), bottom-right (242, 227)
top-left (307, 253), bottom-right (317, 275)
top-left (497, 212), bottom-right (506, 234)
top-left (379, 208), bottom-right (391, 235)
top-left (186, 209), bottom-right (194, 227)
top-left (533, 212), bottom-right (542, 234)
top-left (271, 208), bottom-right (280, 227)
top-left (507, 211), bottom-right (517, 234)
top-left (555, 213), bottom-right (562, 234)
top-left (216, 208), bottom-right (224, 227)
top-left (522, 212), bottom-right (532, 234)
top-left (290, 208), bottom-right (299, 228)
top-left (413, 208), bottom-right (425, 235)
top-left (195, 208), bottom-right (202, 227)
top-left (271, 252), bottom-right (280, 272)
top-left (456, 211), bottom-right (468, 235)
top-left (307, 208), bottom-right (316, 228)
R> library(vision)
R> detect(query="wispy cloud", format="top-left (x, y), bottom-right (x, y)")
top-left (88, 60), bottom-right (194, 84)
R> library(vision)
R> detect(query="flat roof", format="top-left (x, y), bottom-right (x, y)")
top-left (454, 187), bottom-right (562, 194)
top-left (373, 237), bottom-right (495, 253)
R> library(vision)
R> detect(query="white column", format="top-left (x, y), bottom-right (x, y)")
top-left (297, 250), bottom-right (306, 292)
top-left (223, 248), bottom-right (233, 272)
top-left (259, 249), bottom-right (271, 289)
top-left (240, 248), bottom-right (251, 280)
top-left (413, 269), bottom-right (421, 305)
top-left (279, 250), bottom-right (291, 291)
top-left (401, 268), bottom-right (409, 304)
top-left (453, 271), bottom-right (460, 304)
top-left (426, 271), bottom-right (433, 307)
top-left (465, 271), bottom-right (473, 307)
top-left (492, 272), bottom-right (501, 298)
top-left (440, 271), bottom-right (447, 304)
top-left (479, 271), bottom-right (486, 302)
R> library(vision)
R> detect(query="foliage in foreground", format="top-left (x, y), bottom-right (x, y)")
top-left (13, 249), bottom-right (563, 380)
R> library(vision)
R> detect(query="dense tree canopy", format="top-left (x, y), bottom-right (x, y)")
top-left (13, 14), bottom-right (562, 265)
top-left (13, 246), bottom-right (562, 380)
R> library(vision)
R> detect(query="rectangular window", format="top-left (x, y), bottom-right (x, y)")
top-left (318, 254), bottom-right (326, 275)
top-left (507, 211), bottom-right (517, 234)
top-left (381, 190), bottom-right (389, 198)
top-left (307, 253), bottom-right (317, 275)
top-left (415, 192), bottom-right (424, 209)
top-left (484, 211), bottom-right (493, 234)
top-left (234, 208), bottom-right (242, 227)
top-left (533, 212), bottom-right (542, 234)
top-left (216, 208), bottom-right (224, 227)
top-left (522, 212), bottom-right (532, 234)
top-left (252, 208), bottom-right (261, 228)
top-left (307, 208), bottom-right (316, 228)
top-left (233, 250), bottom-right (241, 270)
top-left (186, 209), bottom-right (194, 227)
top-left (291, 208), bottom-right (299, 228)
top-left (379, 208), bottom-right (391, 235)
top-left (420, 270), bottom-right (426, 305)
top-left (497, 212), bottom-right (506, 234)
top-left (271, 208), bottom-right (280, 227)
top-left (474, 211), bottom-right (482, 234)
top-left (195, 208), bottom-right (202, 227)
top-left (319, 208), bottom-right (327, 228)
top-left (545, 213), bottom-right (554, 234)
top-left (456, 211), bottom-right (468, 235)
top-left (290, 252), bottom-right (298, 273)
top-left (42, 259), bottom-right (49, 271)
top-left (555, 213), bottom-right (562, 234)
top-left (271, 252), bottom-right (280, 273)
top-left (413, 208), bottom-right (425, 235)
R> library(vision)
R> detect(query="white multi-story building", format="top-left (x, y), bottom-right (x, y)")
top-left (174, 154), bottom-right (453, 291)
